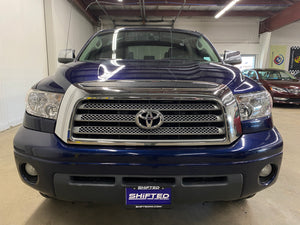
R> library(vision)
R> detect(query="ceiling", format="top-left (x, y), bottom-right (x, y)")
top-left (70, 0), bottom-right (300, 32)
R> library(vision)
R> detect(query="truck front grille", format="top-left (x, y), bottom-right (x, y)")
top-left (70, 99), bottom-right (226, 143)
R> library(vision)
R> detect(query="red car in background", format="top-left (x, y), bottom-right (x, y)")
top-left (294, 71), bottom-right (300, 80)
top-left (242, 69), bottom-right (300, 105)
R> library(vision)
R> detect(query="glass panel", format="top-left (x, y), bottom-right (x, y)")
top-left (79, 33), bottom-right (113, 60)
top-left (79, 30), bottom-right (220, 62)
top-left (258, 70), bottom-right (297, 80)
top-left (235, 55), bottom-right (256, 71)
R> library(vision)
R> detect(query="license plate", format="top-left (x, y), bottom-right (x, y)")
top-left (125, 186), bottom-right (172, 208)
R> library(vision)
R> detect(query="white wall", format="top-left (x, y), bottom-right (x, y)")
top-left (174, 17), bottom-right (261, 55)
top-left (270, 20), bottom-right (300, 45)
top-left (45, 0), bottom-right (95, 76)
top-left (0, 0), bottom-right (94, 131)
top-left (0, 0), bottom-right (48, 131)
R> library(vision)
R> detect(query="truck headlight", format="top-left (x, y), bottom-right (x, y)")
top-left (26, 89), bottom-right (63, 120)
top-left (235, 91), bottom-right (272, 121)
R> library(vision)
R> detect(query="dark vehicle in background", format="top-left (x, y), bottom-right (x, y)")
top-left (13, 28), bottom-right (283, 207)
top-left (242, 69), bottom-right (300, 105)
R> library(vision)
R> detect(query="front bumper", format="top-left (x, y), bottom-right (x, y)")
top-left (273, 94), bottom-right (300, 105)
top-left (273, 98), bottom-right (300, 105)
top-left (14, 126), bottom-right (283, 203)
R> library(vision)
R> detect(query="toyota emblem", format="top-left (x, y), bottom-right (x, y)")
top-left (135, 109), bottom-right (164, 129)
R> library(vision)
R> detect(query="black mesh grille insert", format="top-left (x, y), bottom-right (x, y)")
top-left (70, 99), bottom-right (226, 143)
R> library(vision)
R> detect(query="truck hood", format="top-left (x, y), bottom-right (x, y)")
top-left (36, 60), bottom-right (261, 94)
top-left (64, 60), bottom-right (238, 85)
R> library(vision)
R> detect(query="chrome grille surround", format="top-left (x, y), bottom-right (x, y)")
top-left (78, 102), bottom-right (218, 111)
top-left (55, 80), bottom-right (242, 146)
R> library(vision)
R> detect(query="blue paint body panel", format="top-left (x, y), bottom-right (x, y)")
top-left (37, 60), bottom-right (263, 94)
top-left (14, 126), bottom-right (283, 202)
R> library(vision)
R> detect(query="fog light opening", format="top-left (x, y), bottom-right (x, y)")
top-left (259, 164), bottom-right (272, 177)
top-left (25, 163), bottom-right (38, 176)
top-left (21, 163), bottom-right (38, 184)
top-left (259, 164), bottom-right (277, 185)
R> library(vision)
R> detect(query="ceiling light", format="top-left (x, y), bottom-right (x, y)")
top-left (215, 0), bottom-right (240, 19)
top-left (118, 0), bottom-right (123, 2)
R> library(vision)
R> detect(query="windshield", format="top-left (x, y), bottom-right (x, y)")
top-left (79, 30), bottom-right (220, 62)
top-left (258, 70), bottom-right (296, 81)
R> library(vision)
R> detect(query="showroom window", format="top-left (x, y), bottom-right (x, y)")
top-left (235, 55), bottom-right (256, 71)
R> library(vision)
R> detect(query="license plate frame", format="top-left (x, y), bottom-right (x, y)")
top-left (125, 186), bottom-right (172, 209)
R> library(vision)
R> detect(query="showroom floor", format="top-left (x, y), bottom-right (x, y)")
top-left (1, 106), bottom-right (300, 225)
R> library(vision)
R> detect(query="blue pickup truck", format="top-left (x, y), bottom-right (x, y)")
top-left (14, 28), bottom-right (282, 208)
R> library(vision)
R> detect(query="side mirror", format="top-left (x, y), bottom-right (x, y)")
top-left (223, 50), bottom-right (242, 65)
top-left (58, 49), bottom-right (75, 64)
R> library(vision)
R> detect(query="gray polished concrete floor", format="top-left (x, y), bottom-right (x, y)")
top-left (1, 106), bottom-right (300, 225)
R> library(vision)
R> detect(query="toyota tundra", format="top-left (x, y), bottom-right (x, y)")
top-left (13, 28), bottom-right (283, 208)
